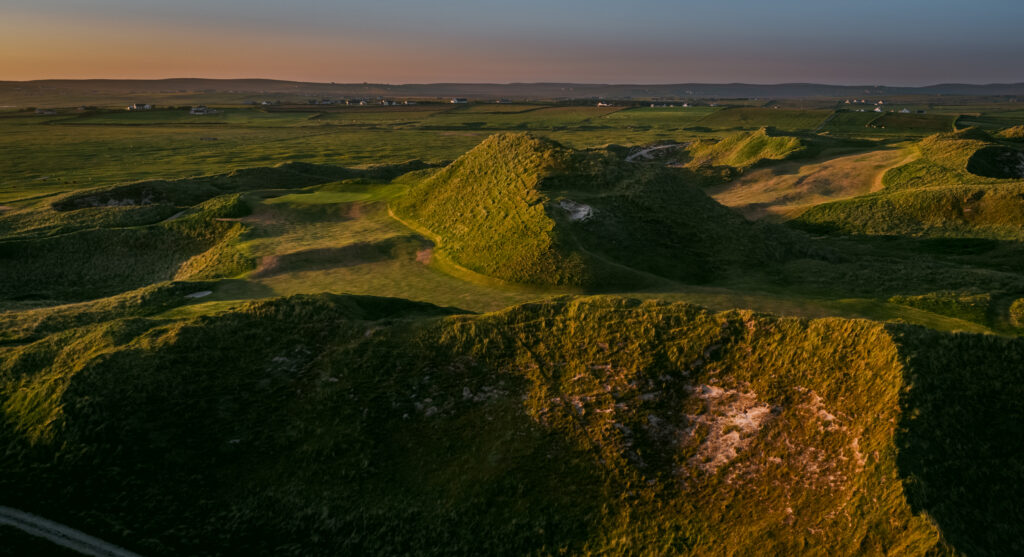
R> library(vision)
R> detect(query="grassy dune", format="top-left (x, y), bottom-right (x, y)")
top-left (793, 130), bottom-right (1024, 238)
top-left (1, 295), bottom-right (1021, 555)
top-left (392, 132), bottom-right (802, 287)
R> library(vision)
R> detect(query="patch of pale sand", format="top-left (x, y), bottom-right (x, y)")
top-left (707, 148), bottom-right (911, 222)
top-left (559, 199), bottom-right (594, 221)
top-left (185, 290), bottom-right (213, 299)
top-left (683, 385), bottom-right (775, 472)
top-left (416, 247), bottom-right (433, 264)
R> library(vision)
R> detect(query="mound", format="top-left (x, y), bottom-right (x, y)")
top-left (792, 182), bottom-right (1024, 240)
top-left (1, 295), bottom-right (1021, 555)
top-left (686, 128), bottom-right (806, 170)
top-left (392, 133), bottom-right (798, 287)
top-left (998, 125), bottom-right (1024, 140)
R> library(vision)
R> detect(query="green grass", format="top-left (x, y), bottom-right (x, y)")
top-left (686, 128), bottom-right (806, 169)
top-left (695, 107), bottom-right (833, 131)
top-left (3, 294), bottom-right (1022, 555)
top-left (4, 98), bottom-right (1024, 555)
top-left (60, 108), bottom-right (321, 127)
top-left (392, 132), bottom-right (804, 287)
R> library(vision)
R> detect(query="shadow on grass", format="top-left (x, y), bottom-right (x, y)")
top-left (892, 326), bottom-right (1024, 555)
top-left (250, 235), bottom-right (430, 278)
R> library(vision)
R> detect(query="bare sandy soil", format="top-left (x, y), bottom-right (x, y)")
top-left (706, 149), bottom-right (912, 221)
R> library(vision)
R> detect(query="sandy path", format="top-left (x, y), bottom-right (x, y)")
top-left (625, 143), bottom-right (686, 162)
top-left (0, 506), bottom-right (144, 557)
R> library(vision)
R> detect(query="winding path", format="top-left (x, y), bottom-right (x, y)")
top-left (625, 143), bottom-right (687, 162)
top-left (0, 506), bottom-right (143, 557)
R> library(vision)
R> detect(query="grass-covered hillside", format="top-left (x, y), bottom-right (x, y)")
top-left (686, 127), bottom-right (806, 170)
top-left (792, 130), bottom-right (1024, 239)
top-left (0, 160), bottom-right (431, 303)
top-left (1, 294), bottom-right (1021, 556)
top-left (392, 132), bottom-right (804, 287)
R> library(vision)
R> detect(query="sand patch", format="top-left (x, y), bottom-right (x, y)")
top-left (682, 385), bottom-right (774, 472)
top-left (559, 199), bottom-right (594, 222)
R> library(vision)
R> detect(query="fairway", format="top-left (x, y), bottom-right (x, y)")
top-left (706, 148), bottom-right (911, 220)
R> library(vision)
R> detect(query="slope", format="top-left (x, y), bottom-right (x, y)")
top-left (1, 294), bottom-right (1021, 555)
top-left (792, 130), bottom-right (1024, 239)
top-left (391, 132), bottom-right (802, 287)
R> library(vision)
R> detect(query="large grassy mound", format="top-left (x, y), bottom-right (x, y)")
top-left (792, 130), bottom-right (1024, 238)
top-left (1, 294), bottom-right (1021, 555)
top-left (392, 133), bottom-right (799, 287)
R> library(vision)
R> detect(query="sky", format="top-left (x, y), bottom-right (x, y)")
top-left (1, 0), bottom-right (1023, 85)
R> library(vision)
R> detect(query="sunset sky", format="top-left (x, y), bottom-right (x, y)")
top-left (2, 0), bottom-right (1023, 85)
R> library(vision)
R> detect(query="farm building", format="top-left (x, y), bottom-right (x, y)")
top-left (190, 105), bottom-right (209, 115)
top-left (33, 108), bottom-right (57, 115)
top-left (450, 98), bottom-right (468, 104)
top-left (127, 103), bottom-right (152, 111)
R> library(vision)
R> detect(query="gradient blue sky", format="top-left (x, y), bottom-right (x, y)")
top-left (2, 0), bottom-right (1022, 84)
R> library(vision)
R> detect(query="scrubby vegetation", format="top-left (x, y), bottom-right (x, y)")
top-left (1, 295), bottom-right (1021, 555)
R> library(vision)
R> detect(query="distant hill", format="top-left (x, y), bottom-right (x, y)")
top-left (391, 133), bottom-right (801, 287)
top-left (2, 78), bottom-right (1024, 106)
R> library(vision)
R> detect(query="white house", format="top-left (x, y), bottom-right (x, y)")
top-left (899, 108), bottom-right (911, 114)
top-left (127, 103), bottom-right (152, 111)
top-left (450, 98), bottom-right (468, 104)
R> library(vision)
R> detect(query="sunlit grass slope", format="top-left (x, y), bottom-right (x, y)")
top-left (392, 132), bottom-right (805, 287)
top-left (792, 130), bottom-right (1024, 238)
top-left (1, 295), bottom-right (1021, 555)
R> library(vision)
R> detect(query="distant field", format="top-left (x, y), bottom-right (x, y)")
top-left (453, 103), bottom-right (542, 113)
top-left (59, 108), bottom-right (320, 127)
top-left (870, 112), bottom-right (957, 132)
top-left (420, 106), bottom-right (623, 129)
top-left (696, 107), bottom-right (833, 131)
top-left (599, 106), bottom-right (719, 129)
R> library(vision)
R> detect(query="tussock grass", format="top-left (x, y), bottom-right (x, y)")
top-left (1, 294), bottom-right (1020, 555)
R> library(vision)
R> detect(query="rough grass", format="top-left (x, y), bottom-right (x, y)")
top-left (686, 128), bottom-right (805, 170)
top-left (888, 289), bottom-right (991, 324)
top-left (792, 131), bottom-right (1024, 239)
top-left (392, 132), bottom-right (804, 287)
top-left (1, 294), bottom-right (1021, 555)
top-left (695, 107), bottom-right (833, 131)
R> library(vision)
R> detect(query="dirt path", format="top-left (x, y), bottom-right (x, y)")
top-left (625, 143), bottom-right (687, 162)
top-left (0, 506), bottom-right (144, 557)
